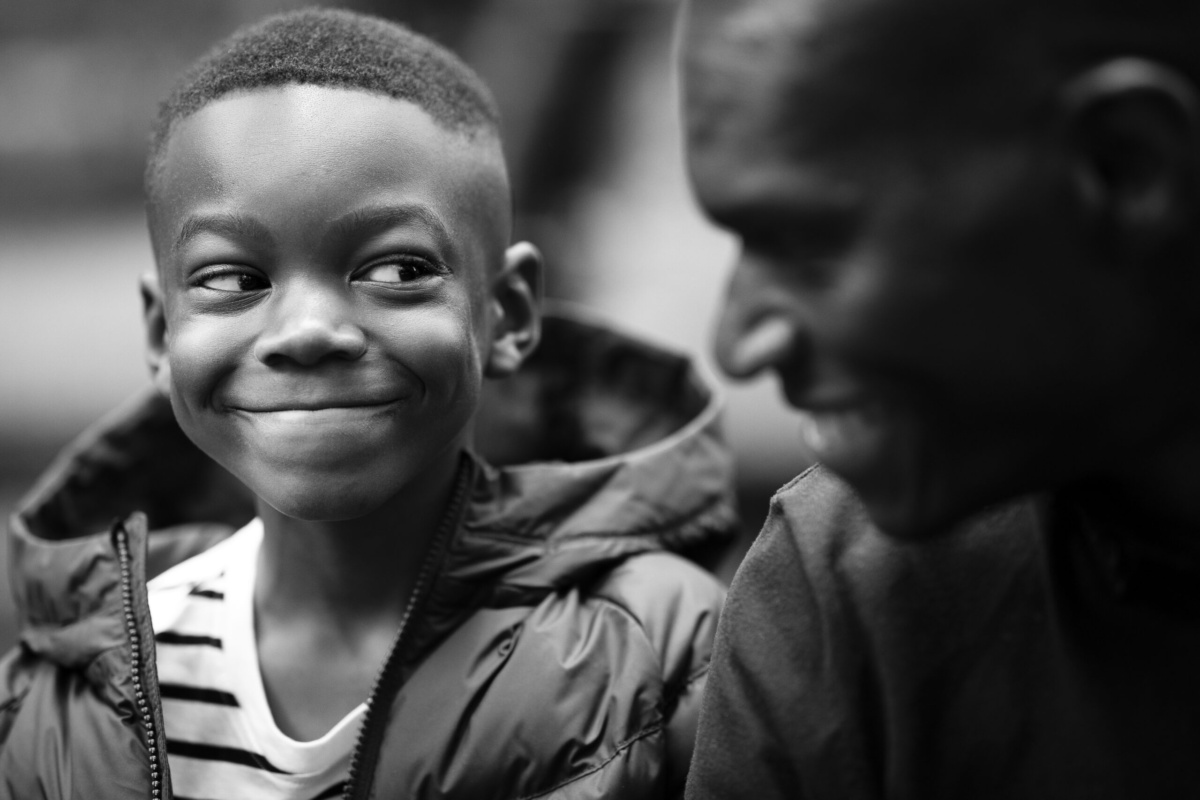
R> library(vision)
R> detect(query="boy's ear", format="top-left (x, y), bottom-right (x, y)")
top-left (485, 241), bottom-right (543, 378)
top-left (1060, 58), bottom-right (1200, 261)
top-left (140, 272), bottom-right (173, 397)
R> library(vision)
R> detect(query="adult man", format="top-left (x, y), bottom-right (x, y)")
top-left (681, 0), bottom-right (1200, 796)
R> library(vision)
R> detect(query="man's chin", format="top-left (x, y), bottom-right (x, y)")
top-left (854, 473), bottom-right (1023, 542)
top-left (861, 500), bottom-right (963, 541)
top-left (822, 454), bottom-right (962, 541)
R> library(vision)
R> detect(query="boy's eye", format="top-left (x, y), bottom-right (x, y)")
top-left (196, 269), bottom-right (269, 293)
top-left (359, 258), bottom-right (442, 285)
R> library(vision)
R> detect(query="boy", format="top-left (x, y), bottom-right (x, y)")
top-left (0, 10), bottom-right (731, 799)
top-left (680, 0), bottom-right (1200, 797)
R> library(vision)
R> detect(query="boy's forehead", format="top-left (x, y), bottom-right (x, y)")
top-left (160, 85), bottom-right (504, 187)
top-left (149, 85), bottom-right (510, 256)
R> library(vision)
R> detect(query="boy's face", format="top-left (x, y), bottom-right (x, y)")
top-left (146, 85), bottom-right (528, 521)
top-left (684, 0), bottom-right (1173, 537)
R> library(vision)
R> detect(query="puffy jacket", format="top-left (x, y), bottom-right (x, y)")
top-left (0, 310), bottom-right (735, 800)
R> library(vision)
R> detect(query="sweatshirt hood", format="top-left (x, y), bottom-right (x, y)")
top-left (9, 306), bottom-right (737, 661)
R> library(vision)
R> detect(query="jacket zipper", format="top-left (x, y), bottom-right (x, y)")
top-left (115, 523), bottom-right (168, 800)
top-left (343, 456), bottom-right (474, 800)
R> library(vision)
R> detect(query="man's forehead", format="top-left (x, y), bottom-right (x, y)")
top-left (683, 2), bottom-right (799, 115)
top-left (682, 0), bottom-right (878, 115)
top-left (686, 0), bottom-right (822, 34)
top-left (682, 0), bottom-right (867, 162)
top-left (683, 0), bottom-right (1027, 164)
top-left (684, 0), bottom-right (817, 82)
top-left (684, 0), bottom-right (863, 58)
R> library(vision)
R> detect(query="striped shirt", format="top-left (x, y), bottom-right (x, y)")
top-left (148, 520), bottom-right (365, 800)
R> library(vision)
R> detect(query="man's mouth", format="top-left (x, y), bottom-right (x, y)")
top-left (796, 400), bottom-right (893, 475)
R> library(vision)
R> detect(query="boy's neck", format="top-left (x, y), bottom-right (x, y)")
top-left (253, 448), bottom-right (465, 630)
top-left (248, 448), bottom-right (467, 741)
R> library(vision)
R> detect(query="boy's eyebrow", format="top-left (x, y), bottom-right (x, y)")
top-left (327, 204), bottom-right (454, 251)
top-left (171, 204), bottom-right (454, 255)
top-left (174, 212), bottom-right (275, 252)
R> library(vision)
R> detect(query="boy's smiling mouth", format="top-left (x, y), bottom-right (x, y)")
top-left (230, 399), bottom-right (404, 412)
top-left (220, 378), bottom-right (418, 416)
top-left (227, 397), bottom-right (407, 420)
top-left (231, 402), bottom-right (404, 426)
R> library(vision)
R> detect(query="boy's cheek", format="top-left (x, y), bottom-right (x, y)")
top-left (379, 307), bottom-right (486, 388)
top-left (161, 305), bottom-right (487, 404)
top-left (162, 327), bottom-right (243, 409)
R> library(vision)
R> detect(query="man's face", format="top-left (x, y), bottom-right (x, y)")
top-left (683, 0), bottom-right (1167, 536)
top-left (148, 85), bottom-right (511, 521)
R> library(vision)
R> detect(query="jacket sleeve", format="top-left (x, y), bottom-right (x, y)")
top-left (0, 645), bottom-right (31, 748)
top-left (663, 653), bottom-right (711, 799)
top-left (595, 551), bottom-right (726, 799)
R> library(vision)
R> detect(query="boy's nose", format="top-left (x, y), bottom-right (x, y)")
top-left (712, 259), bottom-right (803, 380)
top-left (253, 290), bottom-right (367, 367)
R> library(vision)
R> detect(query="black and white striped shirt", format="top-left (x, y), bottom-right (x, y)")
top-left (148, 520), bottom-right (365, 800)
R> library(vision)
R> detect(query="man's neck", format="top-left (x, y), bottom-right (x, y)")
top-left (1069, 426), bottom-right (1200, 578)
top-left (1112, 420), bottom-right (1200, 542)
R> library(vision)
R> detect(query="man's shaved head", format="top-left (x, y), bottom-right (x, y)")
top-left (686, 0), bottom-right (1200, 157)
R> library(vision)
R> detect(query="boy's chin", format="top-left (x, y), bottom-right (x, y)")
top-left (250, 475), bottom-right (402, 523)
top-left (260, 491), bottom-right (379, 522)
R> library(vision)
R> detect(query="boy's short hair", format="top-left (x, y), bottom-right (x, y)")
top-left (146, 7), bottom-right (500, 197)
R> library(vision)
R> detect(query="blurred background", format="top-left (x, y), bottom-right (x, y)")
top-left (0, 0), bottom-right (809, 651)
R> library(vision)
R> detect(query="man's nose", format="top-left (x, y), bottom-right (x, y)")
top-left (712, 259), bottom-right (802, 380)
top-left (253, 284), bottom-right (367, 367)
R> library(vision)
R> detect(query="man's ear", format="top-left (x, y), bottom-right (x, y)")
top-left (1060, 58), bottom-right (1200, 260)
top-left (140, 272), bottom-right (172, 397)
top-left (485, 241), bottom-right (543, 378)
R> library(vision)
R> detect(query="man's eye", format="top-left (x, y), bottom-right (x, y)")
top-left (360, 258), bottom-right (442, 284)
top-left (197, 270), bottom-right (269, 293)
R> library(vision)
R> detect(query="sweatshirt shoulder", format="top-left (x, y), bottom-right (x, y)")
top-left (748, 465), bottom-right (1045, 632)
top-left (766, 464), bottom-right (880, 569)
top-left (766, 465), bottom-right (1040, 574)
top-left (772, 464), bottom-right (869, 533)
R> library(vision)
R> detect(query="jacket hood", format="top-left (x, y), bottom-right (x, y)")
top-left (9, 306), bottom-right (736, 664)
